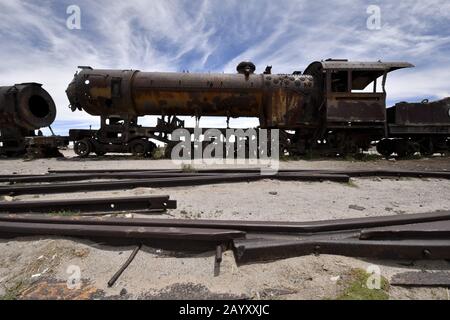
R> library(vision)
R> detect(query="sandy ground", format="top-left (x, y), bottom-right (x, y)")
top-left (0, 151), bottom-right (449, 300)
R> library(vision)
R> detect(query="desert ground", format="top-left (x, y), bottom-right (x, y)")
top-left (0, 150), bottom-right (449, 300)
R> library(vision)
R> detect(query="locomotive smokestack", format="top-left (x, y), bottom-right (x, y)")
top-left (236, 61), bottom-right (256, 75)
top-left (0, 83), bottom-right (56, 130)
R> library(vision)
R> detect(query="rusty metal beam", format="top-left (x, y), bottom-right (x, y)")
top-left (214, 245), bottom-right (223, 277)
top-left (47, 169), bottom-right (182, 174)
top-left (330, 169), bottom-right (450, 180)
top-left (0, 220), bottom-right (245, 241)
top-left (0, 196), bottom-right (176, 214)
top-left (2, 172), bottom-right (219, 184)
top-left (233, 238), bottom-right (450, 263)
top-left (0, 211), bottom-right (449, 233)
top-left (360, 220), bottom-right (450, 240)
top-left (2, 212), bottom-right (450, 263)
top-left (0, 173), bottom-right (350, 196)
top-left (39, 169), bottom-right (450, 180)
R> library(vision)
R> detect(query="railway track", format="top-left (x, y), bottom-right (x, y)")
top-left (1, 168), bottom-right (449, 265)
top-left (1, 211), bottom-right (450, 263)
top-left (0, 169), bottom-right (448, 196)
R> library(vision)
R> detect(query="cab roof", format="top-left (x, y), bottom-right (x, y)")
top-left (304, 60), bottom-right (414, 90)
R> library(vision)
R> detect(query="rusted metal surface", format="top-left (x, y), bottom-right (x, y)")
top-left (65, 63), bottom-right (320, 157)
top-left (233, 238), bottom-right (450, 263)
top-left (0, 173), bottom-right (350, 196)
top-left (0, 196), bottom-right (176, 214)
top-left (360, 220), bottom-right (450, 240)
top-left (296, 60), bottom-right (416, 155)
top-left (392, 98), bottom-right (450, 126)
top-left (1, 211), bottom-right (449, 234)
top-left (2, 168), bottom-right (449, 185)
top-left (0, 126), bottom-right (29, 156)
top-left (0, 83), bottom-right (57, 157)
top-left (0, 220), bottom-right (245, 241)
top-left (310, 61), bottom-right (414, 72)
top-left (380, 98), bottom-right (450, 157)
top-left (391, 271), bottom-right (450, 287)
top-left (3, 171), bottom-right (219, 184)
top-left (326, 93), bottom-right (386, 123)
top-left (302, 61), bottom-right (412, 124)
top-left (0, 83), bottom-right (56, 130)
top-left (47, 169), bottom-right (181, 174)
top-left (319, 169), bottom-right (450, 179)
top-left (214, 245), bottom-right (223, 277)
top-left (45, 168), bottom-right (450, 175)
top-left (66, 67), bottom-right (314, 129)
top-left (0, 173), bottom-right (262, 195)
top-left (388, 125), bottom-right (450, 135)
top-left (2, 211), bottom-right (450, 263)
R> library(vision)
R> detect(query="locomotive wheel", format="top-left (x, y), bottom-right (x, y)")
top-left (74, 139), bottom-right (92, 158)
top-left (129, 139), bottom-right (150, 157)
top-left (376, 139), bottom-right (394, 158)
top-left (419, 139), bottom-right (434, 156)
top-left (395, 140), bottom-right (418, 158)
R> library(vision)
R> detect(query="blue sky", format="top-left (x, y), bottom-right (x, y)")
top-left (1, 0), bottom-right (449, 135)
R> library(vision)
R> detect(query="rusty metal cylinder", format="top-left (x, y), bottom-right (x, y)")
top-left (66, 66), bottom-right (315, 125)
top-left (0, 83), bottom-right (56, 130)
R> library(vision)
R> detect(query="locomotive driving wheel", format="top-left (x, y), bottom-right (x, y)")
top-left (129, 139), bottom-right (148, 157)
top-left (74, 139), bottom-right (92, 158)
top-left (419, 138), bottom-right (434, 156)
top-left (129, 139), bottom-right (156, 157)
top-left (376, 139), bottom-right (394, 158)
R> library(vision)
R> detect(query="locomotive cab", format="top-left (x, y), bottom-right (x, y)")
top-left (305, 60), bottom-right (414, 129)
top-left (301, 60), bottom-right (414, 154)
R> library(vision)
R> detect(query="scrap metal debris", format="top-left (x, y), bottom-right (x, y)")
top-left (0, 220), bottom-right (244, 242)
top-left (0, 196), bottom-right (177, 214)
top-left (214, 245), bottom-right (223, 277)
top-left (108, 244), bottom-right (142, 288)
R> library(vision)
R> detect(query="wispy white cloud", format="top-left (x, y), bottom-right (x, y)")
top-left (0, 0), bottom-right (449, 131)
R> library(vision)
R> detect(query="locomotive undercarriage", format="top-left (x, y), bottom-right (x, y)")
top-left (377, 136), bottom-right (449, 158)
top-left (70, 113), bottom-right (387, 159)
top-left (289, 128), bottom-right (379, 157)
top-left (69, 111), bottom-right (450, 159)
top-left (0, 127), bottom-right (68, 158)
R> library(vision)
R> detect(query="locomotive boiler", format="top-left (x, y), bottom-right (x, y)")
top-left (0, 83), bottom-right (57, 156)
top-left (66, 60), bottom-right (450, 157)
top-left (66, 63), bottom-right (318, 126)
top-left (66, 62), bottom-right (317, 156)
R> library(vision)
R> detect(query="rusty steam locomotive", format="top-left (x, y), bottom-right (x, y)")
top-left (1, 59), bottom-right (449, 158)
top-left (65, 60), bottom-right (450, 158)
